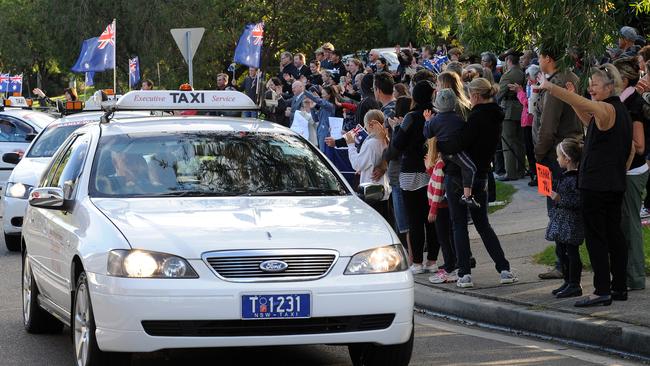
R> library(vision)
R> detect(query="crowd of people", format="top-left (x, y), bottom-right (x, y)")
top-left (259, 25), bottom-right (650, 307)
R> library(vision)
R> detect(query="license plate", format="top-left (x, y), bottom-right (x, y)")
top-left (241, 294), bottom-right (310, 319)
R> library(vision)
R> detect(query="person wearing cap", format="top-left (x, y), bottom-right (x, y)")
top-left (612, 57), bottom-right (649, 291)
top-left (497, 49), bottom-right (527, 181)
top-left (423, 88), bottom-right (480, 209)
top-left (618, 26), bottom-right (641, 59)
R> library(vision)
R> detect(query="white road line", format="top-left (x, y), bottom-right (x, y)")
top-left (415, 314), bottom-right (643, 366)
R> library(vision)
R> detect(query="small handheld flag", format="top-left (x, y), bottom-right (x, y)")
top-left (129, 57), bottom-right (140, 88)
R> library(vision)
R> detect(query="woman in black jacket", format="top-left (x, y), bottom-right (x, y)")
top-left (438, 78), bottom-right (516, 288)
top-left (391, 80), bottom-right (439, 274)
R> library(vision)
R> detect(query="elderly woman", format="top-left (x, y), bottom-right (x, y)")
top-left (539, 64), bottom-right (634, 307)
top-left (613, 57), bottom-right (649, 291)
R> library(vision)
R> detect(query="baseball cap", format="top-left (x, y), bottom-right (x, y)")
top-left (620, 26), bottom-right (638, 41)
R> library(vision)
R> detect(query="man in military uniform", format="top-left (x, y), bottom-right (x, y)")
top-left (497, 49), bottom-right (526, 181)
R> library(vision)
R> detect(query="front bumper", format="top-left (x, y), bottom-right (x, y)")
top-left (87, 259), bottom-right (414, 352)
top-left (1, 196), bottom-right (27, 235)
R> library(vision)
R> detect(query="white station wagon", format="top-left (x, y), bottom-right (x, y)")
top-left (21, 90), bottom-right (414, 366)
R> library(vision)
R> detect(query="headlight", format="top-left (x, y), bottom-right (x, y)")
top-left (345, 245), bottom-right (408, 275)
top-left (107, 250), bottom-right (198, 278)
top-left (5, 182), bottom-right (32, 199)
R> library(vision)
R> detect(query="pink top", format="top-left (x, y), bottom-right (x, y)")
top-left (517, 88), bottom-right (533, 127)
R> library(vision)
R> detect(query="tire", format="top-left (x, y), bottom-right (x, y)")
top-left (348, 324), bottom-right (414, 366)
top-left (72, 272), bottom-right (131, 366)
top-left (5, 232), bottom-right (21, 252)
top-left (22, 253), bottom-right (64, 334)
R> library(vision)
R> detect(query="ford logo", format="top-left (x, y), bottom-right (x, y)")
top-left (259, 260), bottom-right (289, 273)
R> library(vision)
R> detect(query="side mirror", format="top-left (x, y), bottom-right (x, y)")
top-left (2, 152), bottom-right (21, 165)
top-left (356, 183), bottom-right (385, 204)
top-left (29, 187), bottom-right (67, 210)
top-left (25, 133), bottom-right (37, 142)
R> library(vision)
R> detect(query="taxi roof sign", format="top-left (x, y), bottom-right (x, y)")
top-left (103, 90), bottom-right (257, 112)
top-left (3, 96), bottom-right (32, 108)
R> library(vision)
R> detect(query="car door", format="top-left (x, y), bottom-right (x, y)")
top-left (28, 134), bottom-right (90, 308)
top-left (0, 115), bottom-right (38, 191)
top-left (26, 137), bottom-right (75, 305)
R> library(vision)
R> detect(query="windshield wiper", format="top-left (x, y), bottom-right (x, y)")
top-left (149, 190), bottom-right (242, 197)
top-left (244, 188), bottom-right (346, 196)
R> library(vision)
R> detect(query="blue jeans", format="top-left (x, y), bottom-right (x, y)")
top-left (445, 174), bottom-right (510, 277)
top-left (391, 185), bottom-right (409, 233)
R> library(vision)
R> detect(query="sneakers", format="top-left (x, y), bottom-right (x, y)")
top-left (641, 207), bottom-right (650, 219)
top-left (409, 263), bottom-right (424, 274)
top-left (456, 274), bottom-right (474, 288)
top-left (499, 270), bottom-right (518, 284)
top-left (429, 269), bottom-right (459, 284)
top-left (423, 262), bottom-right (438, 273)
top-left (460, 195), bottom-right (481, 209)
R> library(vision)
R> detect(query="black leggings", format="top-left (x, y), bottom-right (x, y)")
top-left (402, 187), bottom-right (438, 264)
top-left (435, 207), bottom-right (456, 272)
top-left (556, 242), bottom-right (582, 285)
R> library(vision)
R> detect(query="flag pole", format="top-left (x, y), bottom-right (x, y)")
top-left (113, 18), bottom-right (117, 94)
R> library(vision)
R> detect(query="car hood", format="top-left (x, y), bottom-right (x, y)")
top-left (91, 196), bottom-right (395, 259)
top-left (7, 157), bottom-right (51, 186)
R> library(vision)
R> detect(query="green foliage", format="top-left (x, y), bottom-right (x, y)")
top-left (401, 0), bottom-right (618, 65)
top-left (0, 0), bottom-right (393, 95)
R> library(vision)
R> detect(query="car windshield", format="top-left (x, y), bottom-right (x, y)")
top-left (89, 131), bottom-right (348, 197)
top-left (27, 122), bottom-right (88, 158)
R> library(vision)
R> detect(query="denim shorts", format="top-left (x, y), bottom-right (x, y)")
top-left (391, 186), bottom-right (409, 233)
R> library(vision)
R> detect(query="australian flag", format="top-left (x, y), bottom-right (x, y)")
top-left (71, 22), bottom-right (115, 73)
top-left (234, 22), bottom-right (264, 68)
top-left (423, 56), bottom-right (449, 74)
top-left (85, 72), bottom-right (95, 86)
top-left (129, 57), bottom-right (140, 88)
top-left (0, 74), bottom-right (9, 93)
top-left (9, 74), bottom-right (23, 93)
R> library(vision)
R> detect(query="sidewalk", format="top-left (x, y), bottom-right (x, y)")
top-left (415, 179), bottom-right (650, 359)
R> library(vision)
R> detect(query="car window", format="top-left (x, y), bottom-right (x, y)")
top-left (27, 122), bottom-right (89, 158)
top-left (89, 132), bottom-right (348, 197)
top-left (43, 134), bottom-right (90, 198)
top-left (0, 117), bottom-right (36, 142)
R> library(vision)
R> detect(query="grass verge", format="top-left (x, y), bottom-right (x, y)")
top-left (533, 227), bottom-right (650, 276)
top-left (488, 181), bottom-right (517, 214)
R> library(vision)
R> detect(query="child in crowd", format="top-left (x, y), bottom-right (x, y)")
top-left (546, 138), bottom-right (584, 298)
top-left (425, 137), bottom-right (459, 283)
top-left (423, 88), bottom-right (480, 208)
top-left (346, 109), bottom-right (391, 218)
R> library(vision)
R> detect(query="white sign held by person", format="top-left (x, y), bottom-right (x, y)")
top-left (328, 117), bottom-right (344, 140)
top-left (291, 112), bottom-right (310, 140)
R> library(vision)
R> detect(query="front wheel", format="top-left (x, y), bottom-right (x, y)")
top-left (72, 272), bottom-right (131, 366)
top-left (348, 325), bottom-right (414, 366)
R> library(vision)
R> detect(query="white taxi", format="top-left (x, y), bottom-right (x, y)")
top-left (21, 90), bottom-right (414, 366)
top-left (0, 97), bottom-right (55, 191)
top-left (1, 110), bottom-right (151, 251)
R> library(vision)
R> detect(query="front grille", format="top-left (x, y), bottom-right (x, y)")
top-left (202, 249), bottom-right (338, 282)
top-left (141, 314), bottom-right (395, 337)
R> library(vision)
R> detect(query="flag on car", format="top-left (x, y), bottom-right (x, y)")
top-left (0, 73), bottom-right (9, 93)
top-left (9, 74), bottom-right (23, 93)
top-left (234, 22), bottom-right (264, 68)
top-left (129, 57), bottom-right (140, 88)
top-left (71, 21), bottom-right (116, 73)
top-left (85, 72), bottom-right (95, 86)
